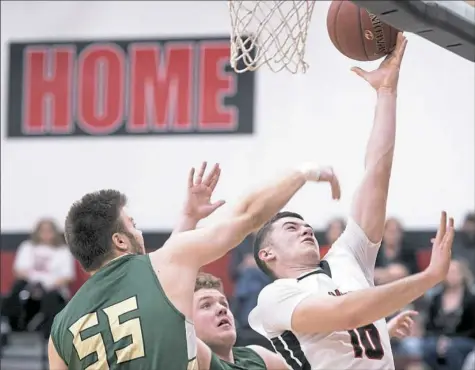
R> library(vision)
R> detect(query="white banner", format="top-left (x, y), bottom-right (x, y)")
top-left (1, 1), bottom-right (473, 230)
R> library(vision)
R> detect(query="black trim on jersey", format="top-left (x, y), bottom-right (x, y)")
top-left (297, 260), bottom-right (332, 281)
top-left (320, 260), bottom-right (332, 277)
top-left (271, 331), bottom-right (311, 370)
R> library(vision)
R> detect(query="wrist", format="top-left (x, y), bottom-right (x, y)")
top-left (419, 269), bottom-right (440, 289)
top-left (297, 163), bottom-right (320, 181)
top-left (180, 212), bottom-right (200, 224)
top-left (377, 87), bottom-right (398, 97)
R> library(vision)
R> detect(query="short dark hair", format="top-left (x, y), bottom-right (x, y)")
top-left (253, 211), bottom-right (304, 278)
top-left (195, 272), bottom-right (224, 293)
top-left (65, 189), bottom-right (127, 272)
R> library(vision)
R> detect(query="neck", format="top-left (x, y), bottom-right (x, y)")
top-left (210, 344), bottom-right (234, 363)
top-left (279, 264), bottom-right (318, 279)
top-left (90, 254), bottom-right (130, 276)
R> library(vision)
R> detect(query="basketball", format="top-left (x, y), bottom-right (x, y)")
top-left (327, 0), bottom-right (400, 61)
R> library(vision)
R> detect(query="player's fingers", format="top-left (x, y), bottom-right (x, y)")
top-left (401, 310), bottom-right (418, 319)
top-left (396, 38), bottom-right (408, 64)
top-left (203, 163), bottom-right (219, 187)
top-left (442, 221), bottom-right (455, 250)
top-left (209, 168), bottom-right (221, 191)
top-left (405, 317), bottom-right (415, 326)
top-left (350, 67), bottom-right (368, 80)
top-left (434, 211), bottom-right (447, 244)
top-left (210, 200), bottom-right (226, 212)
top-left (448, 217), bottom-right (454, 229)
top-left (401, 321), bottom-right (411, 330)
top-left (331, 176), bottom-right (341, 200)
top-left (195, 162), bottom-right (207, 185)
top-left (188, 167), bottom-right (195, 189)
top-left (395, 329), bottom-right (405, 338)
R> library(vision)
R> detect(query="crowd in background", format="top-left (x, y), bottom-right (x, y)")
top-left (1, 212), bottom-right (474, 370)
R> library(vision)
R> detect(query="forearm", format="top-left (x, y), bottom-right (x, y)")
top-left (347, 271), bottom-right (435, 329)
top-left (171, 214), bottom-right (199, 235)
top-left (236, 169), bottom-right (307, 229)
top-left (364, 90), bottom-right (397, 170)
top-left (351, 91), bottom-right (397, 242)
top-left (158, 168), bottom-right (307, 268)
top-left (294, 270), bottom-right (437, 334)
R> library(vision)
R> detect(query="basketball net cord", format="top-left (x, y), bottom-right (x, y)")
top-left (228, 0), bottom-right (316, 74)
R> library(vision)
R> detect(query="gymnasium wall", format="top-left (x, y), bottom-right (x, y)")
top-left (1, 3), bottom-right (474, 233)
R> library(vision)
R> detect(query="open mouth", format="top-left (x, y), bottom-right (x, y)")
top-left (302, 237), bottom-right (315, 244)
top-left (217, 318), bottom-right (231, 328)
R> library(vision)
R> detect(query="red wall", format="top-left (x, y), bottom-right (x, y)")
top-left (0, 251), bottom-right (234, 297)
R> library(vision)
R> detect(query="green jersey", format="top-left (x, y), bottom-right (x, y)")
top-left (51, 254), bottom-right (197, 370)
top-left (209, 347), bottom-right (267, 370)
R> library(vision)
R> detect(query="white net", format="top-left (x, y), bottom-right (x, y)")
top-left (228, 0), bottom-right (316, 74)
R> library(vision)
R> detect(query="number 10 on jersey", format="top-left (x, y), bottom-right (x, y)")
top-left (348, 324), bottom-right (384, 360)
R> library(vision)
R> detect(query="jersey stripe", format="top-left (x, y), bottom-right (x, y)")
top-left (271, 331), bottom-right (311, 370)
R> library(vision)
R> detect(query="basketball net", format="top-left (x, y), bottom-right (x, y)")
top-left (228, 0), bottom-right (316, 74)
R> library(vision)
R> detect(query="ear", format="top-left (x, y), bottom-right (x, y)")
top-left (258, 248), bottom-right (276, 263)
top-left (112, 232), bottom-right (128, 252)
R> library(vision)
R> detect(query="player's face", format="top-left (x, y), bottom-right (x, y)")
top-left (117, 208), bottom-right (145, 255)
top-left (193, 288), bottom-right (236, 349)
top-left (270, 217), bottom-right (320, 266)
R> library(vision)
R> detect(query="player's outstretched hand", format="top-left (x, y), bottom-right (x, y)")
top-left (183, 162), bottom-right (225, 221)
top-left (351, 32), bottom-right (407, 92)
top-left (387, 310), bottom-right (418, 339)
top-left (426, 211), bottom-right (455, 282)
top-left (299, 163), bottom-right (341, 200)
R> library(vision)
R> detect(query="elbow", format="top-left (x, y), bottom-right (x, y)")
top-left (237, 211), bottom-right (262, 233)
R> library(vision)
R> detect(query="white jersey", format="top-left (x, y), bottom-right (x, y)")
top-left (249, 218), bottom-right (394, 370)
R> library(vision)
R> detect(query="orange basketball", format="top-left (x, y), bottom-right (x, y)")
top-left (327, 0), bottom-right (399, 61)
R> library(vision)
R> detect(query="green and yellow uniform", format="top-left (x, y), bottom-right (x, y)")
top-left (51, 254), bottom-right (196, 370)
top-left (209, 347), bottom-right (267, 370)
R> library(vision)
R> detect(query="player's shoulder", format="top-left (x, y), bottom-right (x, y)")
top-left (332, 217), bottom-right (380, 249)
top-left (257, 278), bottom-right (303, 307)
top-left (234, 346), bottom-right (267, 368)
top-left (259, 278), bottom-right (299, 297)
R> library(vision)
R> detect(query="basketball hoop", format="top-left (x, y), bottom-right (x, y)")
top-left (228, 0), bottom-right (316, 74)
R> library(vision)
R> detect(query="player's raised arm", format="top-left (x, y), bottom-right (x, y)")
top-left (171, 162), bottom-right (225, 235)
top-left (350, 33), bottom-right (407, 243)
top-left (258, 212), bottom-right (453, 335)
top-left (157, 163), bottom-right (340, 268)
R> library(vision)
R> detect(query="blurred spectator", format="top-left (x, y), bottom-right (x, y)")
top-left (422, 259), bottom-right (475, 369)
top-left (318, 218), bottom-right (346, 258)
top-left (400, 259), bottom-right (475, 369)
top-left (229, 234), bottom-right (255, 283)
top-left (325, 218), bottom-right (346, 246)
top-left (453, 212), bottom-right (475, 277)
top-left (462, 349), bottom-right (475, 370)
top-left (0, 218), bottom-right (75, 340)
top-left (374, 218), bottom-right (418, 285)
top-left (229, 235), bottom-right (271, 348)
